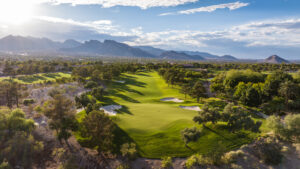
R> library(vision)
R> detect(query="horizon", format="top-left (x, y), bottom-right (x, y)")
top-left (0, 34), bottom-right (297, 61)
top-left (0, 0), bottom-right (300, 59)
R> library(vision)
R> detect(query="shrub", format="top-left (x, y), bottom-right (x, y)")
top-left (116, 164), bottom-right (129, 169)
top-left (84, 81), bottom-right (98, 89)
top-left (253, 138), bottom-right (283, 165)
top-left (120, 143), bottom-right (137, 160)
top-left (161, 157), bottom-right (172, 168)
top-left (185, 154), bottom-right (212, 168)
top-left (23, 99), bottom-right (35, 105)
top-left (181, 127), bottom-right (202, 145)
top-left (0, 160), bottom-right (11, 169)
top-left (185, 155), bottom-right (199, 169)
top-left (221, 150), bottom-right (244, 164)
top-left (267, 114), bottom-right (300, 143)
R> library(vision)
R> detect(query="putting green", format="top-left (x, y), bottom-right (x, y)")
top-left (101, 71), bottom-right (258, 158)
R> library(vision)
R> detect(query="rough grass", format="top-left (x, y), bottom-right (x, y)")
top-left (0, 72), bottom-right (71, 84)
top-left (77, 71), bottom-right (261, 158)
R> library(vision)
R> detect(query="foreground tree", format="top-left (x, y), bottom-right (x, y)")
top-left (0, 109), bottom-right (43, 168)
top-left (266, 114), bottom-right (300, 143)
top-left (81, 110), bottom-right (115, 154)
top-left (190, 81), bottom-right (206, 103)
top-left (43, 92), bottom-right (78, 144)
top-left (193, 104), bottom-right (220, 127)
top-left (222, 103), bottom-right (262, 133)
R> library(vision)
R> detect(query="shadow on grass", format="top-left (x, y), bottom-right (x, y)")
top-left (113, 125), bottom-right (144, 156)
top-left (43, 73), bottom-right (62, 78)
top-left (17, 75), bottom-right (46, 83)
top-left (101, 97), bottom-right (133, 115)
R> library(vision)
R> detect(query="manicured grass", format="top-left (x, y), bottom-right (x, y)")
top-left (78, 71), bottom-right (262, 158)
top-left (0, 72), bottom-right (71, 84)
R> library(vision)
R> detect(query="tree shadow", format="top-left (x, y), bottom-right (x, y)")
top-left (43, 73), bottom-right (62, 78)
top-left (112, 125), bottom-right (144, 155)
top-left (17, 75), bottom-right (46, 83)
top-left (109, 90), bottom-right (140, 103)
top-left (203, 125), bottom-right (236, 143)
top-left (101, 97), bottom-right (133, 115)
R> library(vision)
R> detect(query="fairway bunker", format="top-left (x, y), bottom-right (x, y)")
top-left (160, 97), bottom-right (184, 103)
top-left (179, 106), bottom-right (201, 111)
top-left (100, 105), bottom-right (122, 116)
top-left (115, 80), bottom-right (125, 83)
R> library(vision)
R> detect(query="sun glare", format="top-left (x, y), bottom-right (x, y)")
top-left (0, 0), bottom-right (36, 24)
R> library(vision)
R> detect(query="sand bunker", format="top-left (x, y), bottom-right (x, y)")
top-left (160, 97), bottom-right (184, 103)
top-left (179, 106), bottom-right (201, 111)
top-left (115, 80), bottom-right (125, 84)
top-left (100, 105), bottom-right (122, 116)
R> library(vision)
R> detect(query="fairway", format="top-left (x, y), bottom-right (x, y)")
top-left (100, 72), bottom-right (258, 158)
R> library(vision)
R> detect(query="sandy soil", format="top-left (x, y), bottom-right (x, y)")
top-left (161, 97), bottom-right (184, 103)
top-left (100, 105), bottom-right (122, 116)
top-left (179, 106), bottom-right (201, 111)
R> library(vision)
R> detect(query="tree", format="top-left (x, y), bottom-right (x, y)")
top-left (222, 103), bottom-right (262, 133)
top-left (0, 109), bottom-right (43, 168)
top-left (193, 104), bottom-right (220, 127)
top-left (75, 93), bottom-right (96, 112)
top-left (278, 81), bottom-right (300, 107)
top-left (181, 127), bottom-right (202, 146)
top-left (267, 114), bottom-right (300, 143)
top-left (190, 81), bottom-right (206, 103)
top-left (263, 71), bottom-right (293, 98)
top-left (244, 85), bottom-right (261, 106)
top-left (80, 110), bottom-right (115, 154)
top-left (43, 93), bottom-right (78, 144)
top-left (180, 83), bottom-right (191, 99)
top-left (91, 86), bottom-right (105, 100)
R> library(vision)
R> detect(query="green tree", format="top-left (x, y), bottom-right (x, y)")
top-left (43, 94), bottom-right (78, 144)
top-left (80, 110), bottom-right (115, 154)
top-left (180, 83), bottom-right (191, 99)
top-left (278, 81), bottom-right (300, 107)
top-left (181, 127), bottom-right (202, 146)
top-left (190, 81), bottom-right (206, 103)
top-left (193, 104), bottom-right (220, 127)
top-left (222, 103), bottom-right (262, 133)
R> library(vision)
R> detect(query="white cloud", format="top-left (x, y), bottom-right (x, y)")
top-left (42, 0), bottom-right (198, 9)
top-left (36, 16), bottom-right (116, 34)
top-left (125, 18), bottom-right (300, 52)
top-left (160, 1), bottom-right (249, 16)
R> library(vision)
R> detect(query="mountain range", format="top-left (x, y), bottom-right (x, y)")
top-left (0, 35), bottom-right (293, 63)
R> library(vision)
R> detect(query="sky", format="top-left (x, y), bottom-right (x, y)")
top-left (0, 0), bottom-right (300, 59)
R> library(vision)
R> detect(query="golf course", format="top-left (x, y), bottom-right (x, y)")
top-left (91, 71), bottom-right (260, 158)
top-left (0, 72), bottom-right (71, 84)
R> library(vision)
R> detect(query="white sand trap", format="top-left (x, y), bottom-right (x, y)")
top-left (115, 80), bottom-right (125, 84)
top-left (100, 105), bottom-right (122, 116)
top-left (160, 97), bottom-right (184, 103)
top-left (76, 108), bottom-right (84, 114)
top-left (179, 106), bottom-right (201, 111)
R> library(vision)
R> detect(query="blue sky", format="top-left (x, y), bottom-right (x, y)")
top-left (0, 0), bottom-right (300, 59)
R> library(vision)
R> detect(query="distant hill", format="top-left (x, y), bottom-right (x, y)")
top-left (0, 35), bottom-right (81, 51)
top-left (181, 51), bottom-right (219, 59)
top-left (135, 46), bottom-right (165, 56)
top-left (160, 51), bottom-right (205, 60)
top-left (0, 35), bottom-right (242, 61)
top-left (264, 55), bottom-right (289, 64)
top-left (219, 55), bottom-right (238, 61)
top-left (61, 40), bottom-right (156, 58)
